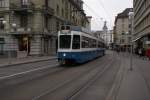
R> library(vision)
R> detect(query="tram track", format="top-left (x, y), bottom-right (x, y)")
top-left (0, 60), bottom-right (62, 88)
top-left (31, 54), bottom-right (114, 100)
top-left (0, 53), bottom-right (112, 100)
top-left (67, 59), bottom-right (117, 100)
top-left (0, 59), bottom-right (58, 77)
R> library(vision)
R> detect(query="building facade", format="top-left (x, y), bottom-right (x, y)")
top-left (102, 21), bottom-right (113, 47)
top-left (114, 8), bottom-right (133, 51)
top-left (94, 21), bottom-right (113, 48)
top-left (134, 0), bottom-right (150, 51)
top-left (0, 0), bottom-right (89, 58)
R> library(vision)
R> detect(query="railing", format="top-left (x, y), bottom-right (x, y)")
top-left (21, 2), bottom-right (34, 9)
top-left (10, 2), bottom-right (34, 10)
top-left (17, 27), bottom-right (32, 32)
top-left (69, 0), bottom-right (83, 11)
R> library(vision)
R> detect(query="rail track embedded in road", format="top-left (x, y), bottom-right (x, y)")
top-left (31, 54), bottom-right (115, 100)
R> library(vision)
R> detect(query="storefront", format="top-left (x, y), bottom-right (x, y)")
top-left (0, 38), bottom-right (5, 55)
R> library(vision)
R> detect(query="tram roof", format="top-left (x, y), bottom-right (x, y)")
top-left (60, 25), bottom-right (105, 42)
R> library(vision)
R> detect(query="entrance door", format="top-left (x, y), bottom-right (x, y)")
top-left (18, 36), bottom-right (30, 55)
top-left (44, 38), bottom-right (49, 55)
top-left (0, 38), bottom-right (4, 55)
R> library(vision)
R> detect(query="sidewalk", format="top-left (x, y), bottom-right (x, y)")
top-left (116, 53), bottom-right (150, 100)
top-left (0, 56), bottom-right (57, 67)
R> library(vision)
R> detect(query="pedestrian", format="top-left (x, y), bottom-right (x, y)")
top-left (116, 47), bottom-right (120, 54)
top-left (142, 48), bottom-right (145, 56)
top-left (146, 48), bottom-right (150, 60)
top-left (138, 48), bottom-right (142, 57)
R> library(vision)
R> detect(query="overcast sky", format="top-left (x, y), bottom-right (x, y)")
top-left (83, 0), bottom-right (133, 31)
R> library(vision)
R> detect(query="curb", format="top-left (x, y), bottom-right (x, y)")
top-left (0, 57), bottom-right (57, 68)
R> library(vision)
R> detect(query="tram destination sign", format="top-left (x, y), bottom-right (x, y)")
top-left (61, 30), bottom-right (71, 35)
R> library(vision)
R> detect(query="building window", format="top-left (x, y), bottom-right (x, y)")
top-left (122, 31), bottom-right (125, 35)
top-left (62, 8), bottom-right (64, 17)
top-left (45, 0), bottom-right (48, 7)
top-left (57, 5), bottom-right (59, 16)
top-left (0, 17), bottom-right (4, 30)
top-left (0, 0), bottom-right (6, 8)
top-left (56, 21), bottom-right (59, 32)
top-left (44, 16), bottom-right (48, 29)
top-left (20, 15), bottom-right (28, 28)
top-left (21, 0), bottom-right (28, 5)
top-left (122, 39), bottom-right (125, 43)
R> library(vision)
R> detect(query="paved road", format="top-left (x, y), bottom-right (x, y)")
top-left (0, 59), bottom-right (58, 77)
top-left (0, 51), bottom-right (124, 100)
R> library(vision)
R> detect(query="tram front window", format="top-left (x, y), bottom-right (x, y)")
top-left (59, 35), bottom-right (71, 49)
top-left (72, 35), bottom-right (80, 49)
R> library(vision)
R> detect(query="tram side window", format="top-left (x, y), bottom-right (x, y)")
top-left (61, 26), bottom-right (65, 30)
top-left (98, 42), bottom-right (101, 48)
top-left (91, 39), bottom-right (96, 48)
top-left (60, 35), bottom-right (71, 49)
top-left (82, 36), bottom-right (89, 48)
top-left (72, 35), bottom-right (80, 49)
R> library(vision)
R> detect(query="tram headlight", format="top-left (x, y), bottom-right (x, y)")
top-left (63, 53), bottom-right (66, 57)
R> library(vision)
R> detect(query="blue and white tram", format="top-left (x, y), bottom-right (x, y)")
top-left (57, 25), bottom-right (105, 64)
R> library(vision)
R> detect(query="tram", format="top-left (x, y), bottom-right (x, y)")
top-left (57, 25), bottom-right (105, 64)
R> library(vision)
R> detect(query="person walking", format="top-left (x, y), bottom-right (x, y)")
top-left (138, 48), bottom-right (142, 57)
top-left (146, 48), bottom-right (150, 60)
top-left (116, 47), bottom-right (120, 54)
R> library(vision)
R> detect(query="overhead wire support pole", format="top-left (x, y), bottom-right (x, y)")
top-left (129, 12), bottom-right (134, 71)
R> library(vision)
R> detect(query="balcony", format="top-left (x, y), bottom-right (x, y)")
top-left (69, 0), bottom-right (83, 11)
top-left (10, 27), bottom-right (33, 35)
top-left (10, 2), bottom-right (34, 14)
top-left (42, 5), bottom-right (54, 16)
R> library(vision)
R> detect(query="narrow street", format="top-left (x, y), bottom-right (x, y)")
top-left (0, 51), bottom-right (120, 100)
top-left (0, 51), bottom-right (150, 100)
top-left (0, 0), bottom-right (150, 100)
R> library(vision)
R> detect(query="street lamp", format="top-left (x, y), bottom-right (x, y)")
top-left (12, 23), bottom-right (17, 28)
top-left (2, 20), bottom-right (7, 25)
top-left (129, 12), bottom-right (134, 71)
top-left (2, 20), bottom-right (17, 64)
top-left (125, 32), bottom-right (129, 52)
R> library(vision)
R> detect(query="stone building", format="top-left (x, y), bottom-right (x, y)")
top-left (134, 0), bottom-right (150, 51)
top-left (0, 0), bottom-right (89, 58)
top-left (94, 21), bottom-right (113, 48)
top-left (114, 8), bottom-right (133, 50)
top-left (94, 31), bottom-right (103, 39)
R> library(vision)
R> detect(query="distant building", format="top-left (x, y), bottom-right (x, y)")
top-left (94, 31), bottom-right (103, 39)
top-left (86, 16), bottom-right (92, 31)
top-left (102, 21), bottom-right (108, 43)
top-left (94, 21), bottom-right (113, 47)
top-left (102, 21), bottom-right (112, 46)
top-left (0, 0), bottom-right (89, 58)
top-left (114, 8), bottom-right (133, 50)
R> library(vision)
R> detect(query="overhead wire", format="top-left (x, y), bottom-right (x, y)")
top-left (83, 2), bottom-right (106, 30)
top-left (96, 0), bottom-right (114, 29)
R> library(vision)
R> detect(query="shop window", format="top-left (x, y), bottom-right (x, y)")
top-left (0, 17), bottom-right (4, 30)
top-left (0, 38), bottom-right (4, 55)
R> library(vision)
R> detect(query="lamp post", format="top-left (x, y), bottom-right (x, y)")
top-left (125, 32), bottom-right (129, 52)
top-left (129, 12), bottom-right (134, 71)
top-left (2, 20), bottom-right (17, 64)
